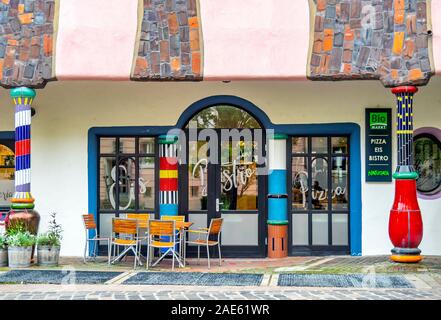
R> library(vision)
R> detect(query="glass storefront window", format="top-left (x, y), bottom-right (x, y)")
top-left (311, 157), bottom-right (328, 210)
top-left (186, 105), bottom-right (260, 129)
top-left (188, 141), bottom-right (209, 211)
top-left (292, 137), bottom-right (308, 154)
top-left (0, 143), bottom-right (14, 208)
top-left (414, 134), bottom-right (441, 195)
top-left (99, 137), bottom-right (156, 213)
top-left (292, 157), bottom-right (308, 210)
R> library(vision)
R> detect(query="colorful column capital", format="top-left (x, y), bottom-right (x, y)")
top-left (10, 87), bottom-right (37, 210)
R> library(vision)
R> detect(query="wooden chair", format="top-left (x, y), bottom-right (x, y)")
top-left (127, 213), bottom-right (150, 260)
top-left (146, 219), bottom-right (181, 270)
top-left (161, 215), bottom-right (185, 256)
top-left (185, 218), bottom-right (223, 269)
top-left (82, 214), bottom-right (110, 264)
top-left (110, 218), bottom-right (141, 269)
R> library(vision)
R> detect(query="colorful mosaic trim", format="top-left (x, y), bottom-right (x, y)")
top-left (0, 0), bottom-right (57, 88)
top-left (131, 0), bottom-right (203, 81)
top-left (392, 86), bottom-right (419, 179)
top-left (159, 135), bottom-right (178, 216)
top-left (308, 0), bottom-right (433, 87)
top-left (10, 87), bottom-right (36, 209)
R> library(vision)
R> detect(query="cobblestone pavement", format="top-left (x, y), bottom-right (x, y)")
top-left (0, 256), bottom-right (440, 300)
top-left (0, 284), bottom-right (440, 300)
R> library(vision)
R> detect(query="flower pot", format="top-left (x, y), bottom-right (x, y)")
top-left (37, 245), bottom-right (60, 267)
top-left (8, 246), bottom-right (32, 268)
top-left (0, 248), bottom-right (7, 267)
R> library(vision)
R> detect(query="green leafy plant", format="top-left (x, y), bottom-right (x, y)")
top-left (38, 212), bottom-right (63, 247)
top-left (6, 220), bottom-right (27, 236)
top-left (0, 234), bottom-right (7, 249)
top-left (6, 231), bottom-right (36, 247)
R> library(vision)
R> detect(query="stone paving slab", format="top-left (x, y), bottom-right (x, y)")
top-left (123, 272), bottom-right (263, 286)
top-left (277, 273), bottom-right (414, 288)
top-left (0, 270), bottom-right (122, 285)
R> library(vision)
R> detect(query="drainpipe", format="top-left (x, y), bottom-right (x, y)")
top-left (267, 133), bottom-right (288, 258)
top-left (389, 86), bottom-right (423, 263)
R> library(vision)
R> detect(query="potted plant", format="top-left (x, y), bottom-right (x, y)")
top-left (6, 222), bottom-right (36, 268)
top-left (0, 233), bottom-right (7, 267)
top-left (37, 212), bottom-right (62, 267)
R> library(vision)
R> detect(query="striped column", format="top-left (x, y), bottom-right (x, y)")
top-left (159, 135), bottom-right (179, 216)
top-left (10, 87), bottom-right (36, 210)
top-left (267, 133), bottom-right (288, 258)
top-left (389, 86), bottom-right (423, 263)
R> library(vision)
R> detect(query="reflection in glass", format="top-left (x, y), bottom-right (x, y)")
top-left (292, 157), bottom-right (308, 210)
top-left (99, 157), bottom-right (116, 210)
top-left (139, 157), bottom-right (155, 210)
top-left (221, 214), bottom-right (258, 245)
top-left (414, 135), bottom-right (441, 195)
top-left (186, 105), bottom-right (261, 129)
top-left (100, 138), bottom-right (116, 154)
top-left (118, 157), bottom-right (136, 210)
top-left (311, 157), bottom-right (328, 210)
top-left (139, 138), bottom-right (155, 154)
top-left (220, 139), bottom-right (258, 210)
top-left (292, 137), bottom-right (308, 154)
top-left (0, 144), bottom-right (14, 207)
top-left (312, 137), bottom-right (328, 154)
top-left (331, 137), bottom-right (348, 154)
top-left (119, 138), bottom-right (136, 154)
top-left (188, 141), bottom-right (209, 210)
top-left (332, 156), bottom-right (348, 210)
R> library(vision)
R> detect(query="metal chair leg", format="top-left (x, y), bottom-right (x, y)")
top-left (107, 240), bottom-right (111, 265)
top-left (83, 239), bottom-right (88, 263)
top-left (197, 246), bottom-right (200, 265)
top-left (207, 244), bottom-right (210, 269)
top-left (218, 243), bottom-right (222, 266)
top-left (146, 244), bottom-right (150, 270)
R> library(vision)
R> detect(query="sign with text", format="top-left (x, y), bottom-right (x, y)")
top-left (365, 108), bottom-right (392, 182)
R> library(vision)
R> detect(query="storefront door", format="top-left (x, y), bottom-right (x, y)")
top-left (182, 106), bottom-right (266, 257)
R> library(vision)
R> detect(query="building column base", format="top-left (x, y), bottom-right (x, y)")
top-left (267, 222), bottom-right (288, 259)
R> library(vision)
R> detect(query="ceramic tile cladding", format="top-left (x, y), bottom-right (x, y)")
top-left (308, 0), bottom-right (433, 87)
top-left (132, 0), bottom-right (202, 81)
top-left (0, 0), bottom-right (56, 88)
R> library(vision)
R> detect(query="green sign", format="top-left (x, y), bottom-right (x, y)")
top-left (366, 108), bottom-right (392, 182)
top-left (369, 112), bottom-right (388, 130)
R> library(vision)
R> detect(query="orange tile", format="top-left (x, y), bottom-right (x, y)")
top-left (7, 39), bottom-right (18, 46)
top-left (391, 69), bottom-right (399, 79)
top-left (409, 68), bottom-right (423, 81)
top-left (18, 3), bottom-right (24, 14)
top-left (189, 28), bottom-right (200, 51)
top-left (171, 57), bottom-right (180, 72)
top-left (323, 29), bottom-right (334, 52)
top-left (168, 13), bottom-right (179, 35)
top-left (192, 52), bottom-right (201, 75)
top-left (0, 59), bottom-right (3, 80)
top-left (1, 0), bottom-right (10, 4)
top-left (342, 63), bottom-right (352, 74)
top-left (392, 31), bottom-right (405, 55)
top-left (404, 40), bottom-right (414, 58)
top-left (317, 0), bottom-right (327, 11)
top-left (136, 57), bottom-right (148, 70)
top-left (394, 0), bottom-right (405, 24)
top-left (43, 34), bottom-right (52, 56)
top-left (188, 16), bottom-right (199, 29)
top-left (18, 13), bottom-right (33, 24)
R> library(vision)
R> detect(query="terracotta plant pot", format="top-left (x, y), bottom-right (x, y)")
top-left (37, 245), bottom-right (60, 267)
top-left (8, 246), bottom-right (32, 268)
top-left (0, 248), bottom-right (7, 267)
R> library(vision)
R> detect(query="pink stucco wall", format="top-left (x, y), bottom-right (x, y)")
top-left (53, 0), bottom-right (441, 81)
top-left (200, 0), bottom-right (310, 80)
top-left (55, 0), bottom-right (138, 80)
top-left (431, 0), bottom-right (441, 75)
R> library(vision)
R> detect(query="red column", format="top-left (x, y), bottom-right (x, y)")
top-left (389, 86), bottom-right (423, 263)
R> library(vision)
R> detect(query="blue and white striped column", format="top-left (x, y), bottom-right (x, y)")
top-left (267, 133), bottom-right (288, 258)
top-left (10, 87), bottom-right (36, 210)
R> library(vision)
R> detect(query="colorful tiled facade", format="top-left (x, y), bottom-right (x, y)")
top-left (308, 0), bottom-right (434, 87)
top-left (131, 0), bottom-right (203, 81)
top-left (0, 0), bottom-right (56, 88)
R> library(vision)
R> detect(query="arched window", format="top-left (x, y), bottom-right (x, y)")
top-left (0, 143), bottom-right (15, 208)
top-left (414, 133), bottom-right (441, 196)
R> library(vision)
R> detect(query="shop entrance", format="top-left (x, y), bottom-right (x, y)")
top-left (180, 106), bottom-right (267, 257)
